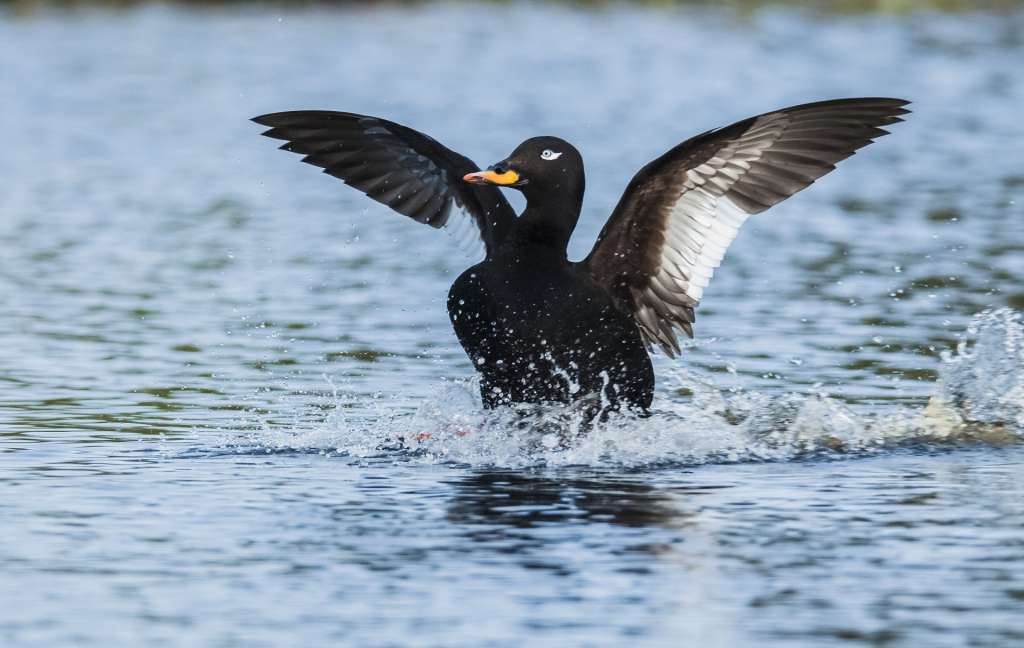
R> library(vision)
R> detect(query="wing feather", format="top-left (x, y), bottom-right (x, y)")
top-left (253, 111), bottom-right (516, 258)
top-left (583, 97), bottom-right (909, 356)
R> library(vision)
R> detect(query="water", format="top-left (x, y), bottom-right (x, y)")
top-left (2, 3), bottom-right (1024, 646)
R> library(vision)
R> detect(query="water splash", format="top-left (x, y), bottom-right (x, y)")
top-left (933, 308), bottom-right (1024, 430)
top-left (211, 309), bottom-right (1024, 468)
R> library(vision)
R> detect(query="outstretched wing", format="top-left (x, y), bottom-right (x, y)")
top-left (584, 97), bottom-right (910, 356)
top-left (253, 111), bottom-right (516, 257)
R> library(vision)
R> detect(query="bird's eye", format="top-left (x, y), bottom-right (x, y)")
top-left (540, 149), bottom-right (562, 161)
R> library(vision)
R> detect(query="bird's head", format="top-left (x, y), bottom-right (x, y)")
top-left (463, 137), bottom-right (583, 198)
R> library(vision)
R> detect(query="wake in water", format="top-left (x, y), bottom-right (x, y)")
top-left (223, 309), bottom-right (1024, 468)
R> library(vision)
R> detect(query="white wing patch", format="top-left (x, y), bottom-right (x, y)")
top-left (658, 192), bottom-right (750, 303)
top-left (632, 192), bottom-right (751, 352)
top-left (631, 116), bottom-right (789, 353)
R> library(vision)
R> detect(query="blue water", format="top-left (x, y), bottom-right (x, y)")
top-left (1, 3), bottom-right (1023, 646)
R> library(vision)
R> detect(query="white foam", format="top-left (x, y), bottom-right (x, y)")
top-left (216, 309), bottom-right (1024, 468)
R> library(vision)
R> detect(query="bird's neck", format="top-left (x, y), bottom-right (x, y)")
top-left (511, 182), bottom-right (585, 256)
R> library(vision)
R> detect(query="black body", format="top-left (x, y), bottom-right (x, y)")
top-left (449, 246), bottom-right (654, 412)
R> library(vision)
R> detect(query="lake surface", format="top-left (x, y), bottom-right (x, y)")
top-left (2, 2), bottom-right (1024, 646)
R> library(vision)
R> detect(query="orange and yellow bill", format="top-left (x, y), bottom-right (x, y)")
top-left (462, 169), bottom-right (520, 186)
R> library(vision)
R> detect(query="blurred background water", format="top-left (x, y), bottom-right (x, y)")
top-left (1, 1), bottom-right (1024, 646)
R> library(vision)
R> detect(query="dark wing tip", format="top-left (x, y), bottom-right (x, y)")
top-left (259, 127), bottom-right (291, 142)
top-left (851, 97), bottom-right (912, 119)
top-left (829, 96), bottom-right (911, 107)
top-left (864, 97), bottom-right (911, 105)
top-left (788, 96), bottom-right (912, 117)
top-left (252, 110), bottom-right (350, 128)
top-left (251, 113), bottom-right (284, 127)
top-left (866, 97), bottom-right (912, 116)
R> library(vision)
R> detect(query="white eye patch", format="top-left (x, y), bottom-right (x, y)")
top-left (540, 149), bottom-right (562, 161)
